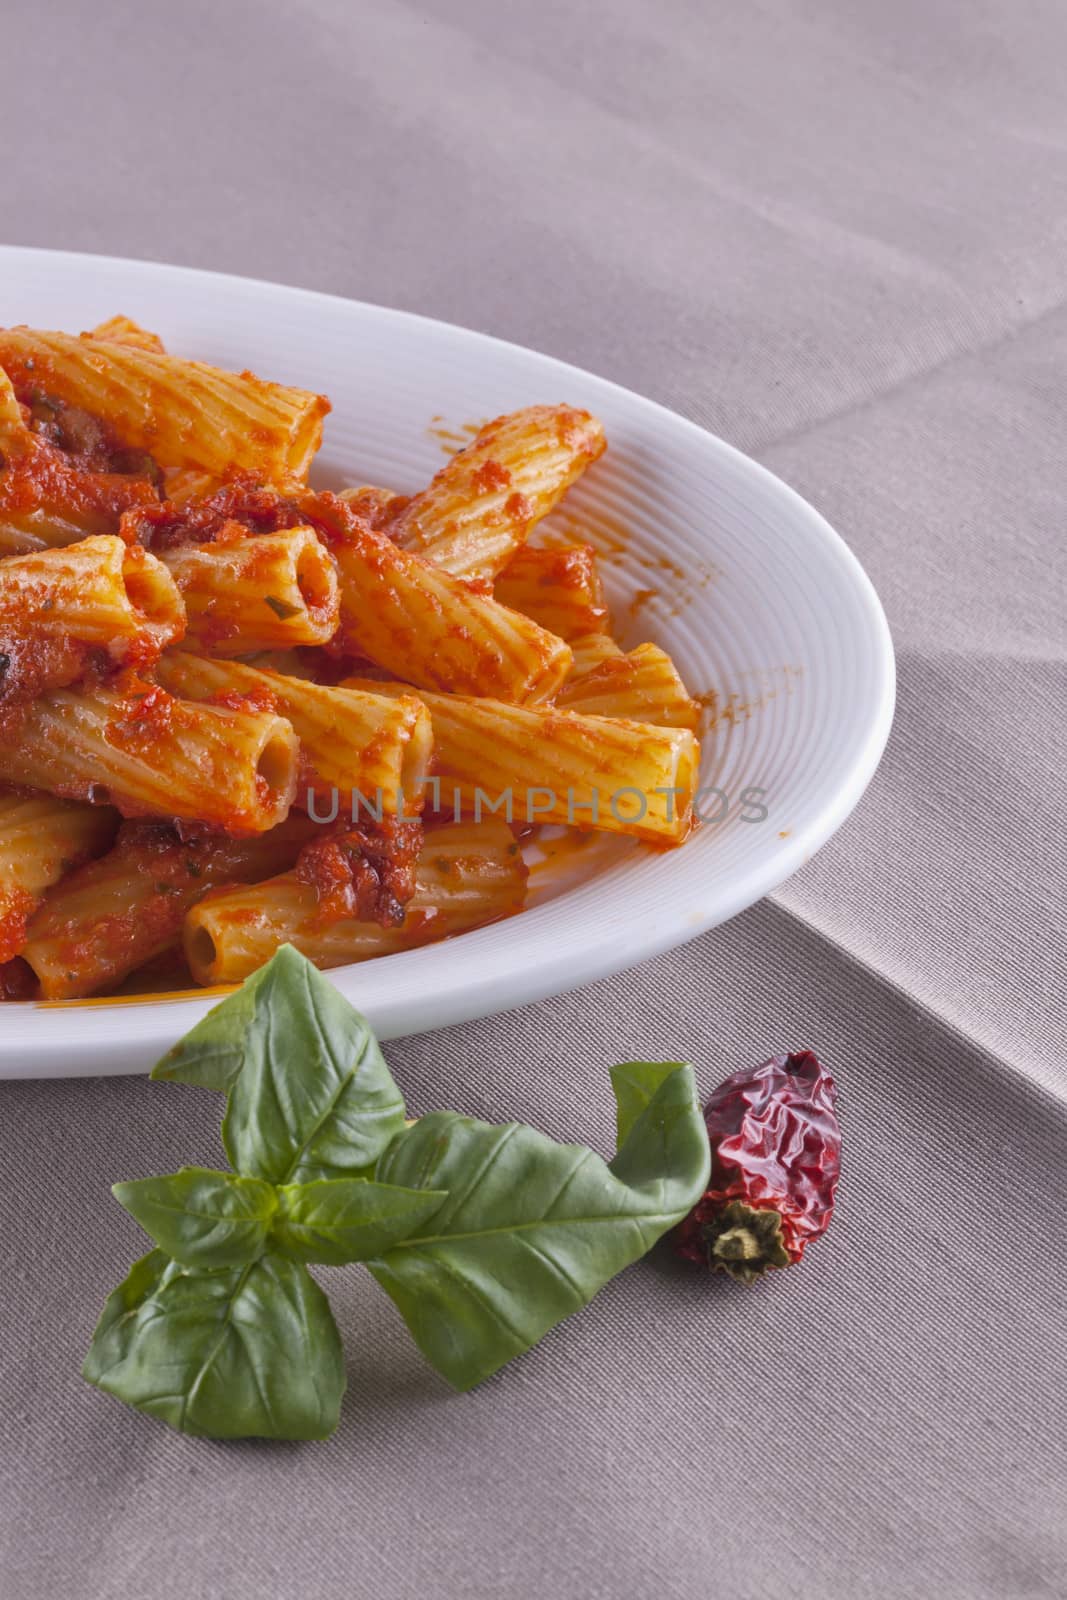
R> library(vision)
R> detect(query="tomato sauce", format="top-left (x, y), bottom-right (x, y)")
top-left (339, 488), bottom-right (410, 531)
top-left (0, 437), bottom-right (160, 531)
top-left (0, 633), bottom-right (107, 711)
top-left (0, 887), bottom-right (35, 966)
top-left (1, 380), bottom-right (162, 532)
top-left (207, 684), bottom-right (278, 717)
top-left (295, 817), bottom-right (422, 929)
top-left (472, 459), bottom-right (511, 494)
top-left (124, 477), bottom-right (309, 551)
top-left (102, 681), bottom-right (177, 758)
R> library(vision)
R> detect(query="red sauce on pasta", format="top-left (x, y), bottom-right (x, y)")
top-left (0, 634), bottom-right (106, 711)
top-left (0, 436), bottom-right (160, 530)
top-left (19, 820), bottom-right (306, 999)
top-left (103, 682), bottom-right (177, 757)
top-left (295, 818), bottom-right (422, 929)
top-left (0, 365), bottom-right (688, 1001)
top-left (207, 684), bottom-right (278, 717)
top-left (472, 459), bottom-right (511, 493)
top-left (125, 478), bottom-right (382, 561)
top-left (125, 478), bottom-right (308, 551)
top-left (1, 378), bottom-right (162, 535)
top-left (338, 488), bottom-right (410, 530)
top-left (0, 889), bottom-right (35, 966)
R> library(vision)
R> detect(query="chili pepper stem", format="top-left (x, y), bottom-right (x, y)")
top-left (702, 1201), bottom-right (792, 1283)
top-left (712, 1225), bottom-right (763, 1263)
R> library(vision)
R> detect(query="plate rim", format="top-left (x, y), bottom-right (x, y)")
top-left (0, 244), bottom-right (896, 1077)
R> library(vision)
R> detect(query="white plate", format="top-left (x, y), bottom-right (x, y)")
top-left (0, 246), bottom-right (894, 1078)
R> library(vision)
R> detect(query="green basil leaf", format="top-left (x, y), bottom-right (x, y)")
top-left (608, 1061), bottom-right (710, 1193)
top-left (152, 946), bottom-right (406, 1184)
top-left (272, 1178), bottom-right (449, 1265)
top-left (111, 1167), bottom-right (277, 1270)
top-left (82, 1248), bottom-right (345, 1441)
top-left (610, 1060), bottom-right (690, 1148)
top-left (367, 1064), bottom-right (710, 1391)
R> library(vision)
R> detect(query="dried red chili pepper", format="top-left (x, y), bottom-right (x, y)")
top-left (674, 1049), bottom-right (840, 1282)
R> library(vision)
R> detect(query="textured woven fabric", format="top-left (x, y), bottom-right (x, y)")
top-left (2, 3), bottom-right (1066, 1597)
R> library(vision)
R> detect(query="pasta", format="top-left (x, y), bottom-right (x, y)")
top-left (21, 815), bottom-right (315, 1000)
top-left (0, 314), bottom-right (705, 1001)
top-left (162, 469), bottom-right (222, 506)
top-left (0, 326), bottom-right (329, 480)
top-left (0, 680), bottom-right (298, 834)
top-left (0, 367), bottom-right (23, 447)
top-left (0, 369), bottom-right (59, 556)
top-left (88, 315), bottom-right (167, 354)
top-left (494, 543), bottom-right (609, 640)
top-left (0, 537), bottom-right (183, 706)
top-left (325, 515), bottom-right (573, 703)
top-left (0, 365), bottom-right (160, 551)
top-left (0, 788), bottom-right (117, 962)
top-left (154, 652), bottom-right (433, 817)
top-left (183, 819), bottom-right (527, 985)
top-left (0, 535), bottom-right (184, 655)
top-left (392, 406), bottom-right (606, 581)
top-left (557, 635), bottom-right (700, 731)
top-left (565, 632), bottom-right (624, 677)
top-left (337, 485), bottom-right (408, 528)
top-left (344, 678), bottom-right (698, 844)
top-left (159, 529), bottom-right (339, 654)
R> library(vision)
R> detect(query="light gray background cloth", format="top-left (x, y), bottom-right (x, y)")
top-left (2, 3), bottom-right (1065, 1597)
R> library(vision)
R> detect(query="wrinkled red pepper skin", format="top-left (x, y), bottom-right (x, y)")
top-left (674, 1050), bottom-right (840, 1280)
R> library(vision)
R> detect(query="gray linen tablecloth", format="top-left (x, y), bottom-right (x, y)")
top-left (3, 4), bottom-right (1066, 1597)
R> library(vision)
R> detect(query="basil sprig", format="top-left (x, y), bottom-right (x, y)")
top-left (152, 946), bottom-right (408, 1183)
top-left (83, 947), bottom-right (710, 1440)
